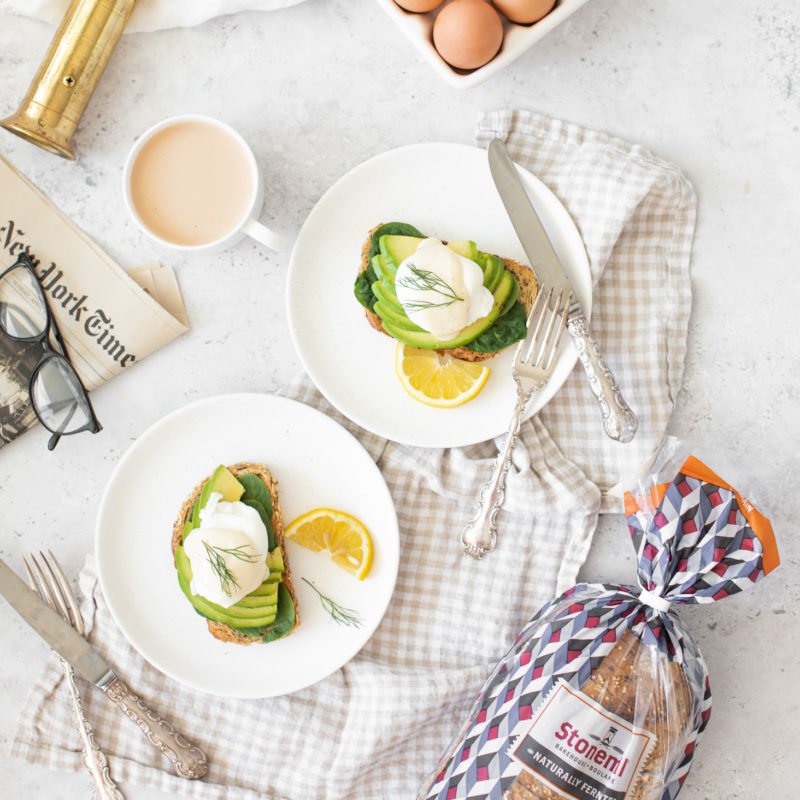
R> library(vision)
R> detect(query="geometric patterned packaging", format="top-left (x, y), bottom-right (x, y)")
top-left (417, 444), bottom-right (779, 800)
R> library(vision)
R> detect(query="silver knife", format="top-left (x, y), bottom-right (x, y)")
top-left (0, 558), bottom-right (208, 780)
top-left (488, 139), bottom-right (638, 443)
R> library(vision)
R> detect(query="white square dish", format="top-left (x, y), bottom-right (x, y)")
top-left (374, 0), bottom-right (592, 89)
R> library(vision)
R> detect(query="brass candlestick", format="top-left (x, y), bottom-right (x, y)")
top-left (1, 0), bottom-right (135, 160)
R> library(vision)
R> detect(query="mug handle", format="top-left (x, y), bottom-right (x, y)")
top-left (241, 217), bottom-right (284, 251)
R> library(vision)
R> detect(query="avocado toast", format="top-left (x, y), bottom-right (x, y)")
top-left (172, 462), bottom-right (300, 646)
top-left (353, 222), bottom-right (538, 363)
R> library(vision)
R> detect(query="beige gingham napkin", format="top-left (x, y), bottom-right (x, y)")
top-left (11, 111), bottom-right (696, 799)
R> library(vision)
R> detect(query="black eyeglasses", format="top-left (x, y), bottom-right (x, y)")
top-left (0, 252), bottom-right (101, 450)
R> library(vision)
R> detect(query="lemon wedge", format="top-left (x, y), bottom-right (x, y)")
top-left (394, 343), bottom-right (490, 408)
top-left (285, 508), bottom-right (373, 580)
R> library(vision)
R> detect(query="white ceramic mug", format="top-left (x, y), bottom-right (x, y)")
top-left (122, 114), bottom-right (283, 253)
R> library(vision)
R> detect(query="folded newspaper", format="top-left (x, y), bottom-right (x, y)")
top-left (0, 153), bottom-right (189, 448)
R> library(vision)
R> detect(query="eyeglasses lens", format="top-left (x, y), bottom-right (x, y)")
top-left (0, 264), bottom-right (48, 339)
top-left (31, 357), bottom-right (94, 435)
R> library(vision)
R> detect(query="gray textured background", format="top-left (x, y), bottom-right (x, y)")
top-left (0, 1), bottom-right (797, 797)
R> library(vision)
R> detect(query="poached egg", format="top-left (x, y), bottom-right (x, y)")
top-left (394, 238), bottom-right (494, 341)
top-left (183, 492), bottom-right (269, 607)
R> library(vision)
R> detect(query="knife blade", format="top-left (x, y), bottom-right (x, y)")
top-left (0, 558), bottom-right (113, 686)
top-left (488, 139), bottom-right (638, 443)
top-left (488, 139), bottom-right (576, 302)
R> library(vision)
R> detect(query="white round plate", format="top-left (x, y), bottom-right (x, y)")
top-left (95, 393), bottom-right (399, 698)
top-left (286, 142), bottom-right (591, 448)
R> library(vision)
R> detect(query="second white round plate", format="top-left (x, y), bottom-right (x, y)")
top-left (287, 142), bottom-right (591, 448)
top-left (95, 393), bottom-right (399, 698)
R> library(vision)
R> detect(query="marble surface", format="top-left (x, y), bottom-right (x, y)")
top-left (0, 0), bottom-right (798, 798)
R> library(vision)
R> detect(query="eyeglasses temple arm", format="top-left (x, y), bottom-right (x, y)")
top-left (45, 313), bottom-right (71, 360)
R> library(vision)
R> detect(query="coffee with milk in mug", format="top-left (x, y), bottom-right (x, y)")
top-left (128, 120), bottom-right (257, 248)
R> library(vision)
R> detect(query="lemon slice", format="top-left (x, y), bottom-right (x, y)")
top-left (285, 508), bottom-right (373, 580)
top-left (394, 343), bottom-right (490, 408)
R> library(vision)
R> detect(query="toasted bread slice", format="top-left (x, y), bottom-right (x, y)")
top-left (359, 226), bottom-right (538, 363)
top-left (172, 462), bottom-right (300, 646)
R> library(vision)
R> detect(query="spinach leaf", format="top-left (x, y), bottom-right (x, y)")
top-left (241, 498), bottom-right (276, 550)
top-left (227, 623), bottom-right (264, 638)
top-left (354, 267), bottom-right (378, 310)
top-left (468, 300), bottom-right (528, 354)
top-left (369, 222), bottom-right (424, 257)
top-left (259, 583), bottom-right (296, 642)
top-left (238, 474), bottom-right (276, 549)
top-left (238, 473), bottom-right (273, 516)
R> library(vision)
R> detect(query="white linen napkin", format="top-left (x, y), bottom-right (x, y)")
top-left (0, 0), bottom-right (306, 33)
top-left (10, 112), bottom-right (696, 799)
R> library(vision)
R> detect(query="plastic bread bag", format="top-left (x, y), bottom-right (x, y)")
top-left (417, 440), bottom-right (779, 800)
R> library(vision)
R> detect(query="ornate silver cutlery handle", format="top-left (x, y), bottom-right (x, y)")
top-left (567, 312), bottom-right (638, 443)
top-left (461, 386), bottom-right (532, 558)
top-left (103, 677), bottom-right (208, 779)
top-left (61, 661), bottom-right (125, 800)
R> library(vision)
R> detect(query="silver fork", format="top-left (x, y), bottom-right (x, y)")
top-left (25, 552), bottom-right (125, 800)
top-left (24, 552), bottom-right (209, 786)
top-left (461, 287), bottom-right (572, 558)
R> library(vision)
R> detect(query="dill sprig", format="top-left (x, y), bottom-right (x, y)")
top-left (396, 263), bottom-right (464, 311)
top-left (202, 540), bottom-right (257, 596)
top-left (302, 578), bottom-right (362, 628)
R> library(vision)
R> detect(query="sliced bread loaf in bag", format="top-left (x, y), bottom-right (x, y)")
top-left (418, 441), bottom-right (779, 800)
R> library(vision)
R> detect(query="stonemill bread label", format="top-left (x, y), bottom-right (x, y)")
top-left (509, 680), bottom-right (655, 800)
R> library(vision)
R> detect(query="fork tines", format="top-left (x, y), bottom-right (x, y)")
top-left (24, 550), bottom-right (82, 632)
top-left (518, 287), bottom-right (573, 370)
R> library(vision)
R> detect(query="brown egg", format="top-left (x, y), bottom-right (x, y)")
top-left (433, 0), bottom-right (504, 71)
top-left (493, 0), bottom-right (555, 24)
top-left (395, 0), bottom-right (445, 11)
